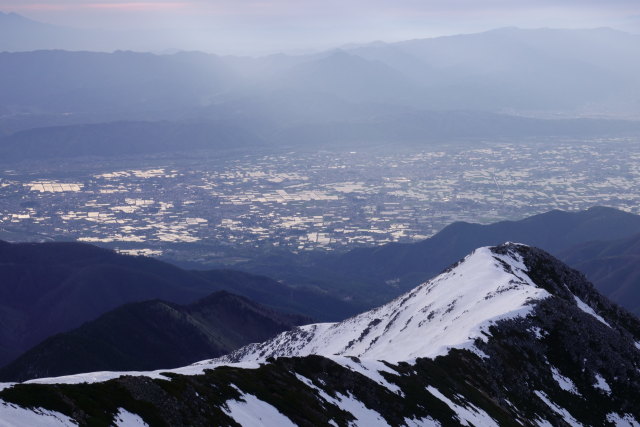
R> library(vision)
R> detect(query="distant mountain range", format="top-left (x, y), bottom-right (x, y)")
top-left (2, 24), bottom-right (640, 158)
top-left (349, 27), bottom-right (640, 114)
top-left (0, 291), bottom-right (308, 382)
top-left (2, 244), bottom-right (638, 425)
top-left (240, 207), bottom-right (640, 315)
top-left (0, 240), bottom-right (358, 367)
top-left (0, 121), bottom-right (262, 161)
top-left (0, 12), bottom-right (174, 52)
top-left (4, 114), bottom-right (640, 162)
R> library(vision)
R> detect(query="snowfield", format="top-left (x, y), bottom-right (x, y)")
top-left (214, 245), bottom-right (551, 364)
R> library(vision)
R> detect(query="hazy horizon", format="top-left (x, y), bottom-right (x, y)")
top-left (1, 0), bottom-right (639, 55)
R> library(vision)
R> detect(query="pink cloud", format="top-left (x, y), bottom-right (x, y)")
top-left (6, 1), bottom-right (191, 12)
top-left (84, 2), bottom-right (189, 11)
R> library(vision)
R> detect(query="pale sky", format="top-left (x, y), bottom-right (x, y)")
top-left (2, 0), bottom-right (639, 54)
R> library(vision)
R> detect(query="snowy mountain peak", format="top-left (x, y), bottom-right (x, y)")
top-left (219, 243), bottom-right (551, 363)
top-left (3, 243), bottom-right (640, 426)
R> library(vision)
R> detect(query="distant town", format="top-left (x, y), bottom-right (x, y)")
top-left (1, 137), bottom-right (639, 263)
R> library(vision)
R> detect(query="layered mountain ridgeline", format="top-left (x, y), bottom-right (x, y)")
top-left (0, 240), bottom-right (358, 367)
top-left (3, 27), bottom-right (640, 158)
top-left (322, 206), bottom-right (640, 284)
top-left (1, 244), bottom-right (639, 425)
top-left (242, 206), bottom-right (640, 315)
top-left (0, 291), bottom-right (309, 383)
top-left (3, 116), bottom-right (639, 164)
top-left (1, 26), bottom-right (640, 117)
top-left (0, 50), bottom-right (235, 116)
top-left (0, 121), bottom-right (263, 162)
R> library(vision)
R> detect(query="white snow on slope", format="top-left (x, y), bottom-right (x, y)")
top-left (594, 373), bottom-right (611, 395)
top-left (112, 408), bottom-right (148, 426)
top-left (222, 392), bottom-right (297, 427)
top-left (606, 412), bottom-right (640, 427)
top-left (534, 417), bottom-right (554, 427)
top-left (550, 366), bottom-right (580, 395)
top-left (534, 390), bottom-right (582, 427)
top-left (332, 392), bottom-right (390, 426)
top-left (404, 416), bottom-right (441, 427)
top-left (426, 386), bottom-right (499, 427)
top-left (294, 373), bottom-right (390, 426)
top-left (0, 244), bottom-right (558, 427)
top-left (217, 246), bottom-right (550, 364)
top-left (0, 402), bottom-right (76, 427)
top-left (573, 296), bottom-right (610, 327)
top-left (331, 356), bottom-right (402, 394)
top-left (22, 362), bottom-right (261, 386)
top-left (14, 245), bottom-right (549, 391)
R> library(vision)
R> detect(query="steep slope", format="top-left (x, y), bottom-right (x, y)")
top-left (1, 243), bottom-right (639, 426)
top-left (0, 291), bottom-right (308, 382)
top-left (222, 245), bottom-right (550, 363)
top-left (0, 240), bottom-right (357, 367)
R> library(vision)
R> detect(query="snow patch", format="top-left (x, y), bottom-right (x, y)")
top-left (332, 392), bottom-right (390, 426)
top-left (25, 361), bottom-right (262, 385)
top-left (294, 374), bottom-right (335, 403)
top-left (426, 386), bottom-right (499, 427)
top-left (550, 366), bottom-right (580, 395)
top-left (594, 374), bottom-right (611, 395)
top-left (529, 326), bottom-right (546, 340)
top-left (0, 401), bottom-right (76, 426)
top-left (294, 374), bottom-right (390, 426)
top-left (534, 417), bottom-right (554, 427)
top-left (112, 408), bottom-right (148, 426)
top-left (534, 390), bottom-right (582, 427)
top-left (222, 392), bottom-right (296, 427)
top-left (573, 296), bottom-right (610, 328)
top-left (333, 356), bottom-right (402, 394)
top-left (404, 416), bottom-right (441, 426)
top-left (606, 413), bottom-right (640, 427)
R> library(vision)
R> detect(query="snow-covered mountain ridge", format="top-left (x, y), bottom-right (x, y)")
top-left (1, 243), bottom-right (639, 426)
top-left (218, 244), bottom-right (550, 363)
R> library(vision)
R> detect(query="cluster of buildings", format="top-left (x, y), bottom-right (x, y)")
top-left (0, 138), bottom-right (638, 261)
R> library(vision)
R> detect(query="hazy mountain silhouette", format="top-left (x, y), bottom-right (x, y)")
top-left (348, 27), bottom-right (640, 114)
top-left (0, 121), bottom-right (262, 161)
top-left (2, 27), bottom-right (640, 144)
